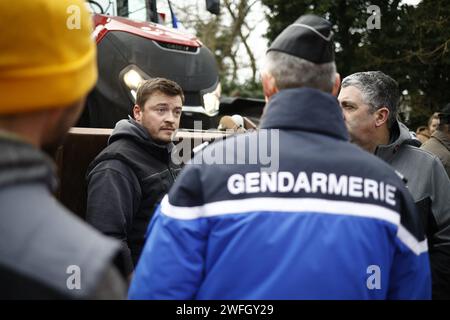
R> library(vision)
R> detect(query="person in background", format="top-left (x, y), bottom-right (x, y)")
top-left (429, 113), bottom-right (441, 137)
top-left (422, 104), bottom-right (450, 178)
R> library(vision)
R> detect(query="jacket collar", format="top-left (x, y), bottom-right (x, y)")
top-left (260, 88), bottom-right (349, 141)
top-left (432, 130), bottom-right (450, 150)
top-left (0, 131), bottom-right (57, 192)
top-left (375, 121), bottom-right (412, 162)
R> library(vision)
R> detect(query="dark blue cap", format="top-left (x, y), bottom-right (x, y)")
top-left (267, 14), bottom-right (335, 64)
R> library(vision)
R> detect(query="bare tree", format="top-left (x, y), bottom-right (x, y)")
top-left (173, 0), bottom-right (261, 85)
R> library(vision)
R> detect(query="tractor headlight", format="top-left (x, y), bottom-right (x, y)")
top-left (121, 65), bottom-right (149, 101)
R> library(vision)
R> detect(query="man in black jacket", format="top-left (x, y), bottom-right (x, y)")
top-left (86, 78), bottom-right (183, 275)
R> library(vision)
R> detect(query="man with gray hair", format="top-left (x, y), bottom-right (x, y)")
top-left (338, 71), bottom-right (450, 299)
top-left (130, 15), bottom-right (430, 299)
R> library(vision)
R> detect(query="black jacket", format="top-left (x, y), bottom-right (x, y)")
top-left (86, 118), bottom-right (181, 273)
top-left (0, 132), bottom-right (126, 299)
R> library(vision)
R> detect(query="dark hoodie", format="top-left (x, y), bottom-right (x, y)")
top-left (0, 132), bottom-right (126, 299)
top-left (86, 118), bottom-right (181, 273)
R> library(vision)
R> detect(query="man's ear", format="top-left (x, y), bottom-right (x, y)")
top-left (331, 73), bottom-right (341, 97)
top-left (261, 72), bottom-right (278, 102)
top-left (133, 104), bottom-right (142, 122)
top-left (375, 107), bottom-right (390, 127)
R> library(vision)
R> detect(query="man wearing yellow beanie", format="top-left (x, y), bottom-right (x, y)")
top-left (0, 0), bottom-right (126, 299)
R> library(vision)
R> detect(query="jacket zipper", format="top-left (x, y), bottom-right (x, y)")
top-left (168, 165), bottom-right (176, 182)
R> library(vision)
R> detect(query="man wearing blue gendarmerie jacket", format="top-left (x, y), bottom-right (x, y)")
top-left (129, 14), bottom-right (431, 299)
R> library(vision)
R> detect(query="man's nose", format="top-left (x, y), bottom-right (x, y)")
top-left (165, 111), bottom-right (176, 123)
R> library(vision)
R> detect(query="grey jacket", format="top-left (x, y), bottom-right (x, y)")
top-left (375, 121), bottom-right (450, 299)
top-left (0, 132), bottom-right (126, 299)
top-left (421, 130), bottom-right (450, 178)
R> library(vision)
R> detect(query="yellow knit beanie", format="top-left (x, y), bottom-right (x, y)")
top-left (0, 0), bottom-right (97, 114)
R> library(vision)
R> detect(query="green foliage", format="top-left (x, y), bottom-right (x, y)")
top-left (262, 0), bottom-right (450, 130)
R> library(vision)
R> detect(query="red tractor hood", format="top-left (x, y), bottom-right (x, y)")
top-left (92, 14), bottom-right (202, 47)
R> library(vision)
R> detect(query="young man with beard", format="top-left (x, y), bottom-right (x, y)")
top-left (86, 78), bottom-right (183, 276)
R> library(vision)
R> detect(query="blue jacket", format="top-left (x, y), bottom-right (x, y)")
top-left (129, 88), bottom-right (431, 299)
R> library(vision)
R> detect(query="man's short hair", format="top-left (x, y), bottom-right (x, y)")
top-left (262, 51), bottom-right (336, 93)
top-left (341, 71), bottom-right (400, 129)
top-left (136, 78), bottom-right (185, 108)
